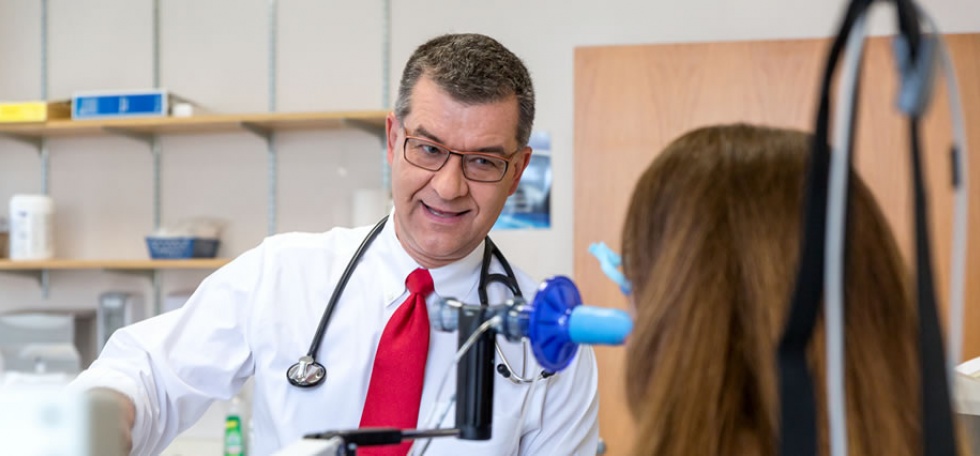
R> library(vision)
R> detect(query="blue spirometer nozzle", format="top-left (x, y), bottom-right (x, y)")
top-left (527, 276), bottom-right (633, 372)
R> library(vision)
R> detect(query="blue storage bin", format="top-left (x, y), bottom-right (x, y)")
top-left (146, 237), bottom-right (220, 259)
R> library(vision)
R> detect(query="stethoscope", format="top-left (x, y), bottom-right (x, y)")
top-left (287, 215), bottom-right (550, 388)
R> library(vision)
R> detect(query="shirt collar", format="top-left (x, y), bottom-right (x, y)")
top-left (378, 209), bottom-right (484, 308)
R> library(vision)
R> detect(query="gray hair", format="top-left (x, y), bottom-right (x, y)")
top-left (394, 33), bottom-right (535, 148)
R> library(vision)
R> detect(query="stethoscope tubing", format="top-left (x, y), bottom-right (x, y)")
top-left (288, 216), bottom-right (539, 388)
top-left (287, 216), bottom-right (388, 388)
top-left (306, 216), bottom-right (389, 359)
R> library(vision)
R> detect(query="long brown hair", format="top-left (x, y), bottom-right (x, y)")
top-left (621, 124), bottom-right (919, 455)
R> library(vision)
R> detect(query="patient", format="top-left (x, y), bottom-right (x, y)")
top-left (620, 124), bottom-right (921, 455)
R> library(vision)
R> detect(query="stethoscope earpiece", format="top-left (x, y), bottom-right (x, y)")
top-left (496, 364), bottom-right (512, 378)
top-left (495, 362), bottom-right (551, 385)
top-left (287, 355), bottom-right (327, 388)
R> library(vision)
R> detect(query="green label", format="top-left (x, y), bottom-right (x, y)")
top-left (224, 415), bottom-right (244, 456)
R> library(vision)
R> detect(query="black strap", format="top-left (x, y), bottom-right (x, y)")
top-left (910, 120), bottom-right (957, 456)
top-left (778, 0), bottom-right (957, 454)
top-left (778, 2), bottom-right (869, 453)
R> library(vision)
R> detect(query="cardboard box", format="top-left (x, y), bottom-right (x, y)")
top-left (0, 100), bottom-right (71, 123)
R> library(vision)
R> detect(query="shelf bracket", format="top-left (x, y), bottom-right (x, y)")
top-left (343, 119), bottom-right (386, 141)
top-left (0, 269), bottom-right (50, 298)
top-left (102, 127), bottom-right (154, 145)
top-left (0, 132), bottom-right (43, 149)
top-left (41, 269), bottom-right (50, 298)
top-left (0, 269), bottom-right (42, 282)
top-left (100, 269), bottom-right (160, 315)
top-left (241, 122), bottom-right (273, 141)
top-left (153, 270), bottom-right (162, 315)
top-left (0, 269), bottom-right (43, 286)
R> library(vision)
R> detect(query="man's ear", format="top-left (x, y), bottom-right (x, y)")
top-left (507, 147), bottom-right (533, 196)
top-left (386, 113), bottom-right (399, 165)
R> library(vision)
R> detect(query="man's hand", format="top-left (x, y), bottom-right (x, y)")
top-left (89, 388), bottom-right (136, 455)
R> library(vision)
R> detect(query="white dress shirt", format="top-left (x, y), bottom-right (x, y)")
top-left (70, 216), bottom-right (600, 455)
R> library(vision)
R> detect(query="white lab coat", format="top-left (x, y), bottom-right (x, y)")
top-left (70, 218), bottom-right (600, 455)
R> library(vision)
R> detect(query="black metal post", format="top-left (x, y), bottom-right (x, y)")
top-left (456, 305), bottom-right (495, 440)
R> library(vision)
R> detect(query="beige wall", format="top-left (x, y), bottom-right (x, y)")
top-left (2, 0), bottom-right (979, 314)
top-left (575, 35), bottom-right (980, 455)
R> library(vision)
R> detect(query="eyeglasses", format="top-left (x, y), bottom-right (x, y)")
top-left (402, 134), bottom-right (519, 183)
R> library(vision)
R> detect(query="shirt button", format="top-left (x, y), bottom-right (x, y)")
top-left (384, 291), bottom-right (400, 304)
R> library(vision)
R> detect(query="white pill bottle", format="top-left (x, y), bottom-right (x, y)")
top-left (9, 194), bottom-right (55, 260)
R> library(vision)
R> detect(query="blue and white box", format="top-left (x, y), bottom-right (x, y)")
top-left (71, 88), bottom-right (170, 120)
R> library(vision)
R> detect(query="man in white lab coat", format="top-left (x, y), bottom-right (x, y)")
top-left (71, 33), bottom-right (599, 455)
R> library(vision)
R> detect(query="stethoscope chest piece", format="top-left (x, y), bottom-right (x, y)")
top-left (287, 355), bottom-right (326, 387)
top-left (286, 217), bottom-right (527, 389)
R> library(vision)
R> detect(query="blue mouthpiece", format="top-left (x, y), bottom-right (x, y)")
top-left (527, 276), bottom-right (634, 372)
top-left (568, 306), bottom-right (633, 345)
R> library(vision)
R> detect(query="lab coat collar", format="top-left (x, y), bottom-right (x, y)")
top-left (378, 210), bottom-right (483, 308)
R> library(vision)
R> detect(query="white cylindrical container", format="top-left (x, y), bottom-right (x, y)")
top-left (9, 194), bottom-right (54, 260)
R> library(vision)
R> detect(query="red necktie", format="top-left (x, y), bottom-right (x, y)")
top-left (359, 268), bottom-right (433, 456)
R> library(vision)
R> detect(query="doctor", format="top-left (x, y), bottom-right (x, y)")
top-left (70, 33), bottom-right (599, 455)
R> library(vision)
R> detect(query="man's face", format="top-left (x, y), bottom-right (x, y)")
top-left (386, 75), bottom-right (531, 269)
